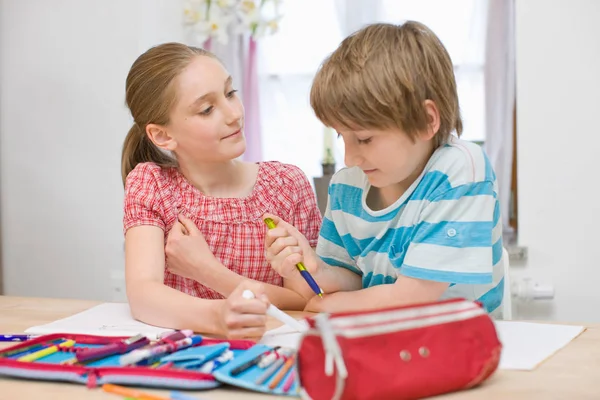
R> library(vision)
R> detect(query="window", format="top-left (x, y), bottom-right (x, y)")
top-left (259, 0), bottom-right (487, 180)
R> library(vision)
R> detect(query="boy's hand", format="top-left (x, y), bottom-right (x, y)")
top-left (263, 213), bottom-right (319, 279)
top-left (218, 281), bottom-right (269, 339)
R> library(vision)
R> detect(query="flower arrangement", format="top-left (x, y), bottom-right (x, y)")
top-left (184, 0), bottom-right (283, 45)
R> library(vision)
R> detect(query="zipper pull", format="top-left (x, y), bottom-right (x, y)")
top-left (86, 368), bottom-right (99, 388)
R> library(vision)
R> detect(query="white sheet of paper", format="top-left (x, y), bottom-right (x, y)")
top-left (25, 303), bottom-right (174, 340)
top-left (494, 320), bottom-right (585, 370)
top-left (259, 323), bottom-right (307, 349)
top-left (259, 320), bottom-right (585, 371)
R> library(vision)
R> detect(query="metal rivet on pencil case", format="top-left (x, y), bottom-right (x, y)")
top-left (400, 350), bottom-right (411, 362)
top-left (419, 347), bottom-right (430, 358)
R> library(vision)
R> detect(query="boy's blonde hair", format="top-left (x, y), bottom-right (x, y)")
top-left (310, 21), bottom-right (462, 147)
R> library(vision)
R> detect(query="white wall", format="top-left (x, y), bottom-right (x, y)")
top-left (0, 0), bottom-right (184, 301)
top-left (515, 0), bottom-right (600, 322)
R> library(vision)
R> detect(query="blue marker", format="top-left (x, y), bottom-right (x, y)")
top-left (0, 334), bottom-right (38, 342)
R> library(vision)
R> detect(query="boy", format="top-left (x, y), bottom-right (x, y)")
top-left (264, 21), bottom-right (504, 316)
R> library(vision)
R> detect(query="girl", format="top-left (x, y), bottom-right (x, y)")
top-left (122, 43), bottom-right (321, 338)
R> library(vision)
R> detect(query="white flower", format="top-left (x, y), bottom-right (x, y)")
top-left (236, 5), bottom-right (260, 34)
top-left (183, 8), bottom-right (204, 25)
top-left (240, 0), bottom-right (258, 14)
top-left (195, 7), bottom-right (234, 45)
top-left (263, 16), bottom-right (282, 36)
top-left (216, 0), bottom-right (237, 8)
top-left (183, 0), bottom-right (284, 45)
top-left (183, 0), bottom-right (208, 25)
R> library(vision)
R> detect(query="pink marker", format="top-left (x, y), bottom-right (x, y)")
top-left (282, 369), bottom-right (296, 392)
top-left (119, 335), bottom-right (201, 365)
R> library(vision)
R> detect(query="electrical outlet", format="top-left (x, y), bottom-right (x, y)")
top-left (507, 245), bottom-right (528, 263)
top-left (512, 278), bottom-right (555, 302)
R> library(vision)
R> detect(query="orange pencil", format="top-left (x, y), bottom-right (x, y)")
top-left (102, 383), bottom-right (170, 400)
top-left (268, 355), bottom-right (296, 390)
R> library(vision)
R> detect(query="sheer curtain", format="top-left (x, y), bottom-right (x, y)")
top-left (204, 32), bottom-right (263, 162)
top-left (334, 0), bottom-right (382, 36)
top-left (259, 0), bottom-right (489, 181)
top-left (257, 0), bottom-right (344, 180)
top-left (484, 0), bottom-right (516, 234)
top-left (378, 0), bottom-right (488, 143)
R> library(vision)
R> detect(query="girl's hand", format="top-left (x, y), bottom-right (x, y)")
top-left (219, 281), bottom-right (270, 339)
top-left (165, 214), bottom-right (219, 282)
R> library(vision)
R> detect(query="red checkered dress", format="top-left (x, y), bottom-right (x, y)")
top-left (123, 161), bottom-right (322, 299)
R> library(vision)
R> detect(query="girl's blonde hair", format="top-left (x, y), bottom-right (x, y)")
top-left (310, 22), bottom-right (462, 147)
top-left (121, 43), bottom-right (217, 185)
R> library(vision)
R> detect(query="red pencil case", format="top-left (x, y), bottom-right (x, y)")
top-left (296, 298), bottom-right (502, 400)
top-left (0, 333), bottom-right (254, 390)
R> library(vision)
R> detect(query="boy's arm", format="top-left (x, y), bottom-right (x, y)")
top-left (305, 276), bottom-right (448, 313)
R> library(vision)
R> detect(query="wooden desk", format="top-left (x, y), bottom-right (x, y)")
top-left (1, 296), bottom-right (600, 400)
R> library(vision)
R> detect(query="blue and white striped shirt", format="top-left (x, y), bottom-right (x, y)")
top-left (317, 137), bottom-right (504, 314)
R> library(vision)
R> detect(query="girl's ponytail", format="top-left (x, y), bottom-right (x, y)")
top-left (121, 123), bottom-right (175, 186)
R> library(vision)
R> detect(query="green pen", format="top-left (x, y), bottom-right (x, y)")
top-left (264, 217), bottom-right (324, 297)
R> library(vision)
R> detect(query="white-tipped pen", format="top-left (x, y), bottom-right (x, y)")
top-left (242, 290), bottom-right (308, 333)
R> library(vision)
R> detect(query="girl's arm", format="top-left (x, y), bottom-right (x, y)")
top-left (215, 273), bottom-right (307, 311)
top-left (193, 258), bottom-right (308, 311)
top-left (126, 226), bottom-right (269, 338)
top-left (165, 215), bottom-right (307, 311)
